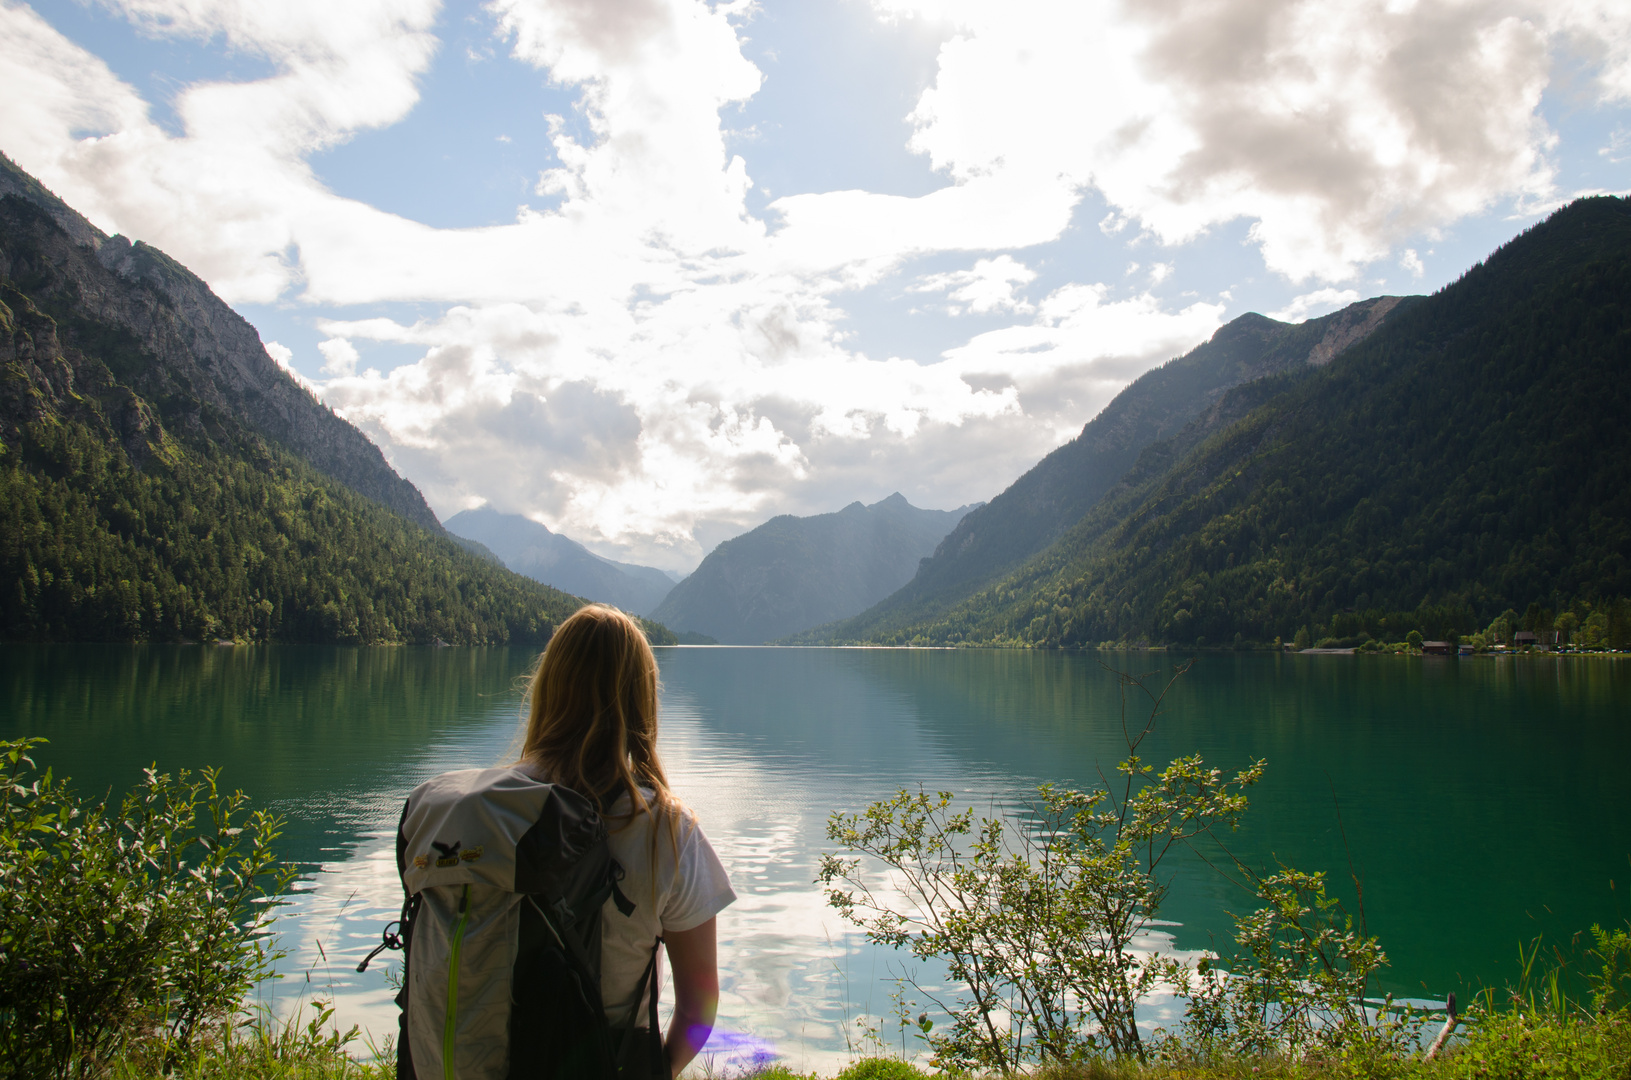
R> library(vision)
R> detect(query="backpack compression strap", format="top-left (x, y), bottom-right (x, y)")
top-left (613, 939), bottom-right (665, 1080)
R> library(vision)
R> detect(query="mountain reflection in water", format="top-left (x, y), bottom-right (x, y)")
top-left (4, 646), bottom-right (1628, 1071)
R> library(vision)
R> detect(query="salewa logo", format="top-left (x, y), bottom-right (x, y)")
top-left (416, 840), bottom-right (484, 870)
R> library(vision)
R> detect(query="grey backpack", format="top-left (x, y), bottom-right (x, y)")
top-left (359, 767), bottom-right (663, 1080)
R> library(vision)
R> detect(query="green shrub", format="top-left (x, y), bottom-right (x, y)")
top-left (107, 1002), bottom-right (384, 1080)
top-left (0, 738), bottom-right (289, 1079)
top-left (1435, 1009), bottom-right (1631, 1080)
top-left (822, 664), bottom-right (1265, 1070)
top-left (835, 1058), bottom-right (930, 1080)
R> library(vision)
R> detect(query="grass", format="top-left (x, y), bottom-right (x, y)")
top-left (97, 1009), bottom-right (1628, 1080)
top-left (104, 1004), bottom-right (392, 1080)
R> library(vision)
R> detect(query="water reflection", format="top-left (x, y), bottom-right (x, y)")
top-left (4, 646), bottom-right (1629, 1072)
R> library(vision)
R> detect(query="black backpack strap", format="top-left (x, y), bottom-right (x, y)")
top-left (644, 938), bottom-right (664, 1077)
top-left (612, 938), bottom-right (665, 1080)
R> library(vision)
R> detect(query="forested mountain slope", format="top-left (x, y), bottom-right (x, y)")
top-left (446, 507), bottom-right (675, 616)
top-left (652, 493), bottom-right (973, 644)
top-left (0, 152), bottom-right (441, 531)
top-left (858, 196), bottom-right (1631, 648)
top-left (0, 164), bottom-right (646, 645)
top-left (803, 296), bottom-right (1409, 643)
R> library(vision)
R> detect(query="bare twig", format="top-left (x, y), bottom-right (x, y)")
top-left (1423, 993), bottom-right (1458, 1060)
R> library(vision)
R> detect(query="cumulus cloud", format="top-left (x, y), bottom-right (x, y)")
top-left (879, 0), bottom-right (1575, 282)
top-left (317, 337), bottom-right (361, 376)
top-left (911, 255), bottom-right (1037, 314)
top-left (3, 0), bottom-right (1626, 568)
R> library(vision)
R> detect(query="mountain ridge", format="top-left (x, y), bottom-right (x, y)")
top-left (799, 294), bottom-right (1413, 643)
top-left (652, 492), bottom-right (976, 644)
top-left (848, 196), bottom-right (1631, 648)
top-left (445, 507), bottom-right (675, 616)
top-left (0, 151), bottom-right (442, 533)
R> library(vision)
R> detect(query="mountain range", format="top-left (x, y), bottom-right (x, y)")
top-left (0, 153), bottom-right (670, 646)
top-left (444, 507), bottom-right (676, 616)
top-left (6, 149), bottom-right (1625, 652)
top-left (806, 196), bottom-right (1631, 648)
top-left (651, 493), bottom-right (976, 644)
top-left (800, 295), bottom-right (1412, 643)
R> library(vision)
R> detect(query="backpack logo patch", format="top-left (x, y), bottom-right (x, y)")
top-left (415, 840), bottom-right (484, 869)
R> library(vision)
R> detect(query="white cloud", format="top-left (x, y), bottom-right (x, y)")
top-left (317, 337), bottom-right (361, 376)
top-left (0, 0), bottom-right (440, 302)
top-left (878, 0), bottom-right (1572, 282)
top-left (3, 0), bottom-right (1627, 568)
top-left (1268, 287), bottom-right (1361, 323)
top-left (911, 255), bottom-right (1037, 314)
top-left (1399, 248), bottom-right (1425, 278)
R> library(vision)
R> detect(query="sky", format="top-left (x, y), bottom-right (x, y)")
top-left (4, 0), bottom-right (1630, 571)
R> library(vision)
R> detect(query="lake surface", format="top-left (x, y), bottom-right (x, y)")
top-left (4, 645), bottom-right (1628, 1070)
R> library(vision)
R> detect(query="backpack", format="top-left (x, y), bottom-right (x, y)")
top-left (358, 767), bottom-right (664, 1080)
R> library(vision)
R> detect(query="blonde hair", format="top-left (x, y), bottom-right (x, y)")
top-left (518, 604), bottom-right (676, 830)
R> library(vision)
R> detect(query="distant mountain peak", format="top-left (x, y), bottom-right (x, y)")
top-left (650, 496), bottom-right (975, 643)
top-left (444, 507), bottom-right (673, 616)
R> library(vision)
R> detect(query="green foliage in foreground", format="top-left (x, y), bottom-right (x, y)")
top-left (106, 1002), bottom-right (391, 1080)
top-left (0, 738), bottom-right (288, 1080)
top-left (822, 663), bottom-right (1396, 1073)
top-left (87, 1010), bottom-right (1631, 1080)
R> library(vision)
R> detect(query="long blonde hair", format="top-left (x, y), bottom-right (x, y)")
top-left (518, 604), bottom-right (676, 829)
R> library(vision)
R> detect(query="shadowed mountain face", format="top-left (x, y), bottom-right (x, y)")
top-left (0, 152), bottom-right (441, 533)
top-left (804, 295), bottom-right (1411, 643)
top-left (444, 508), bottom-right (675, 616)
top-left (649, 493), bottom-right (976, 644)
top-left (847, 196), bottom-right (1631, 647)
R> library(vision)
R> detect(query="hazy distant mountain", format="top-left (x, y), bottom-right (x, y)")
top-left (444, 507), bottom-right (675, 616)
top-left (649, 493), bottom-right (976, 644)
top-left (800, 295), bottom-right (1412, 643)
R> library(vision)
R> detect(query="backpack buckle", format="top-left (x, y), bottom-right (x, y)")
top-left (355, 920), bottom-right (403, 973)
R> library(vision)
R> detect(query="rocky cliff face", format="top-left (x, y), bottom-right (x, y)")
top-left (0, 282), bottom-right (166, 465)
top-left (0, 153), bottom-right (442, 532)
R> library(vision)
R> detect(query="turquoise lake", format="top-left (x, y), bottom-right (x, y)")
top-left (4, 645), bottom-right (1628, 1070)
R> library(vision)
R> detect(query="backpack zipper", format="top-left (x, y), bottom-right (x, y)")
top-left (443, 884), bottom-right (470, 1080)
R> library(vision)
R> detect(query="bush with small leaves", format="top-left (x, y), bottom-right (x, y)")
top-left (0, 738), bottom-right (289, 1079)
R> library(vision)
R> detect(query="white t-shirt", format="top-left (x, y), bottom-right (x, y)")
top-left (597, 791), bottom-right (735, 1027)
